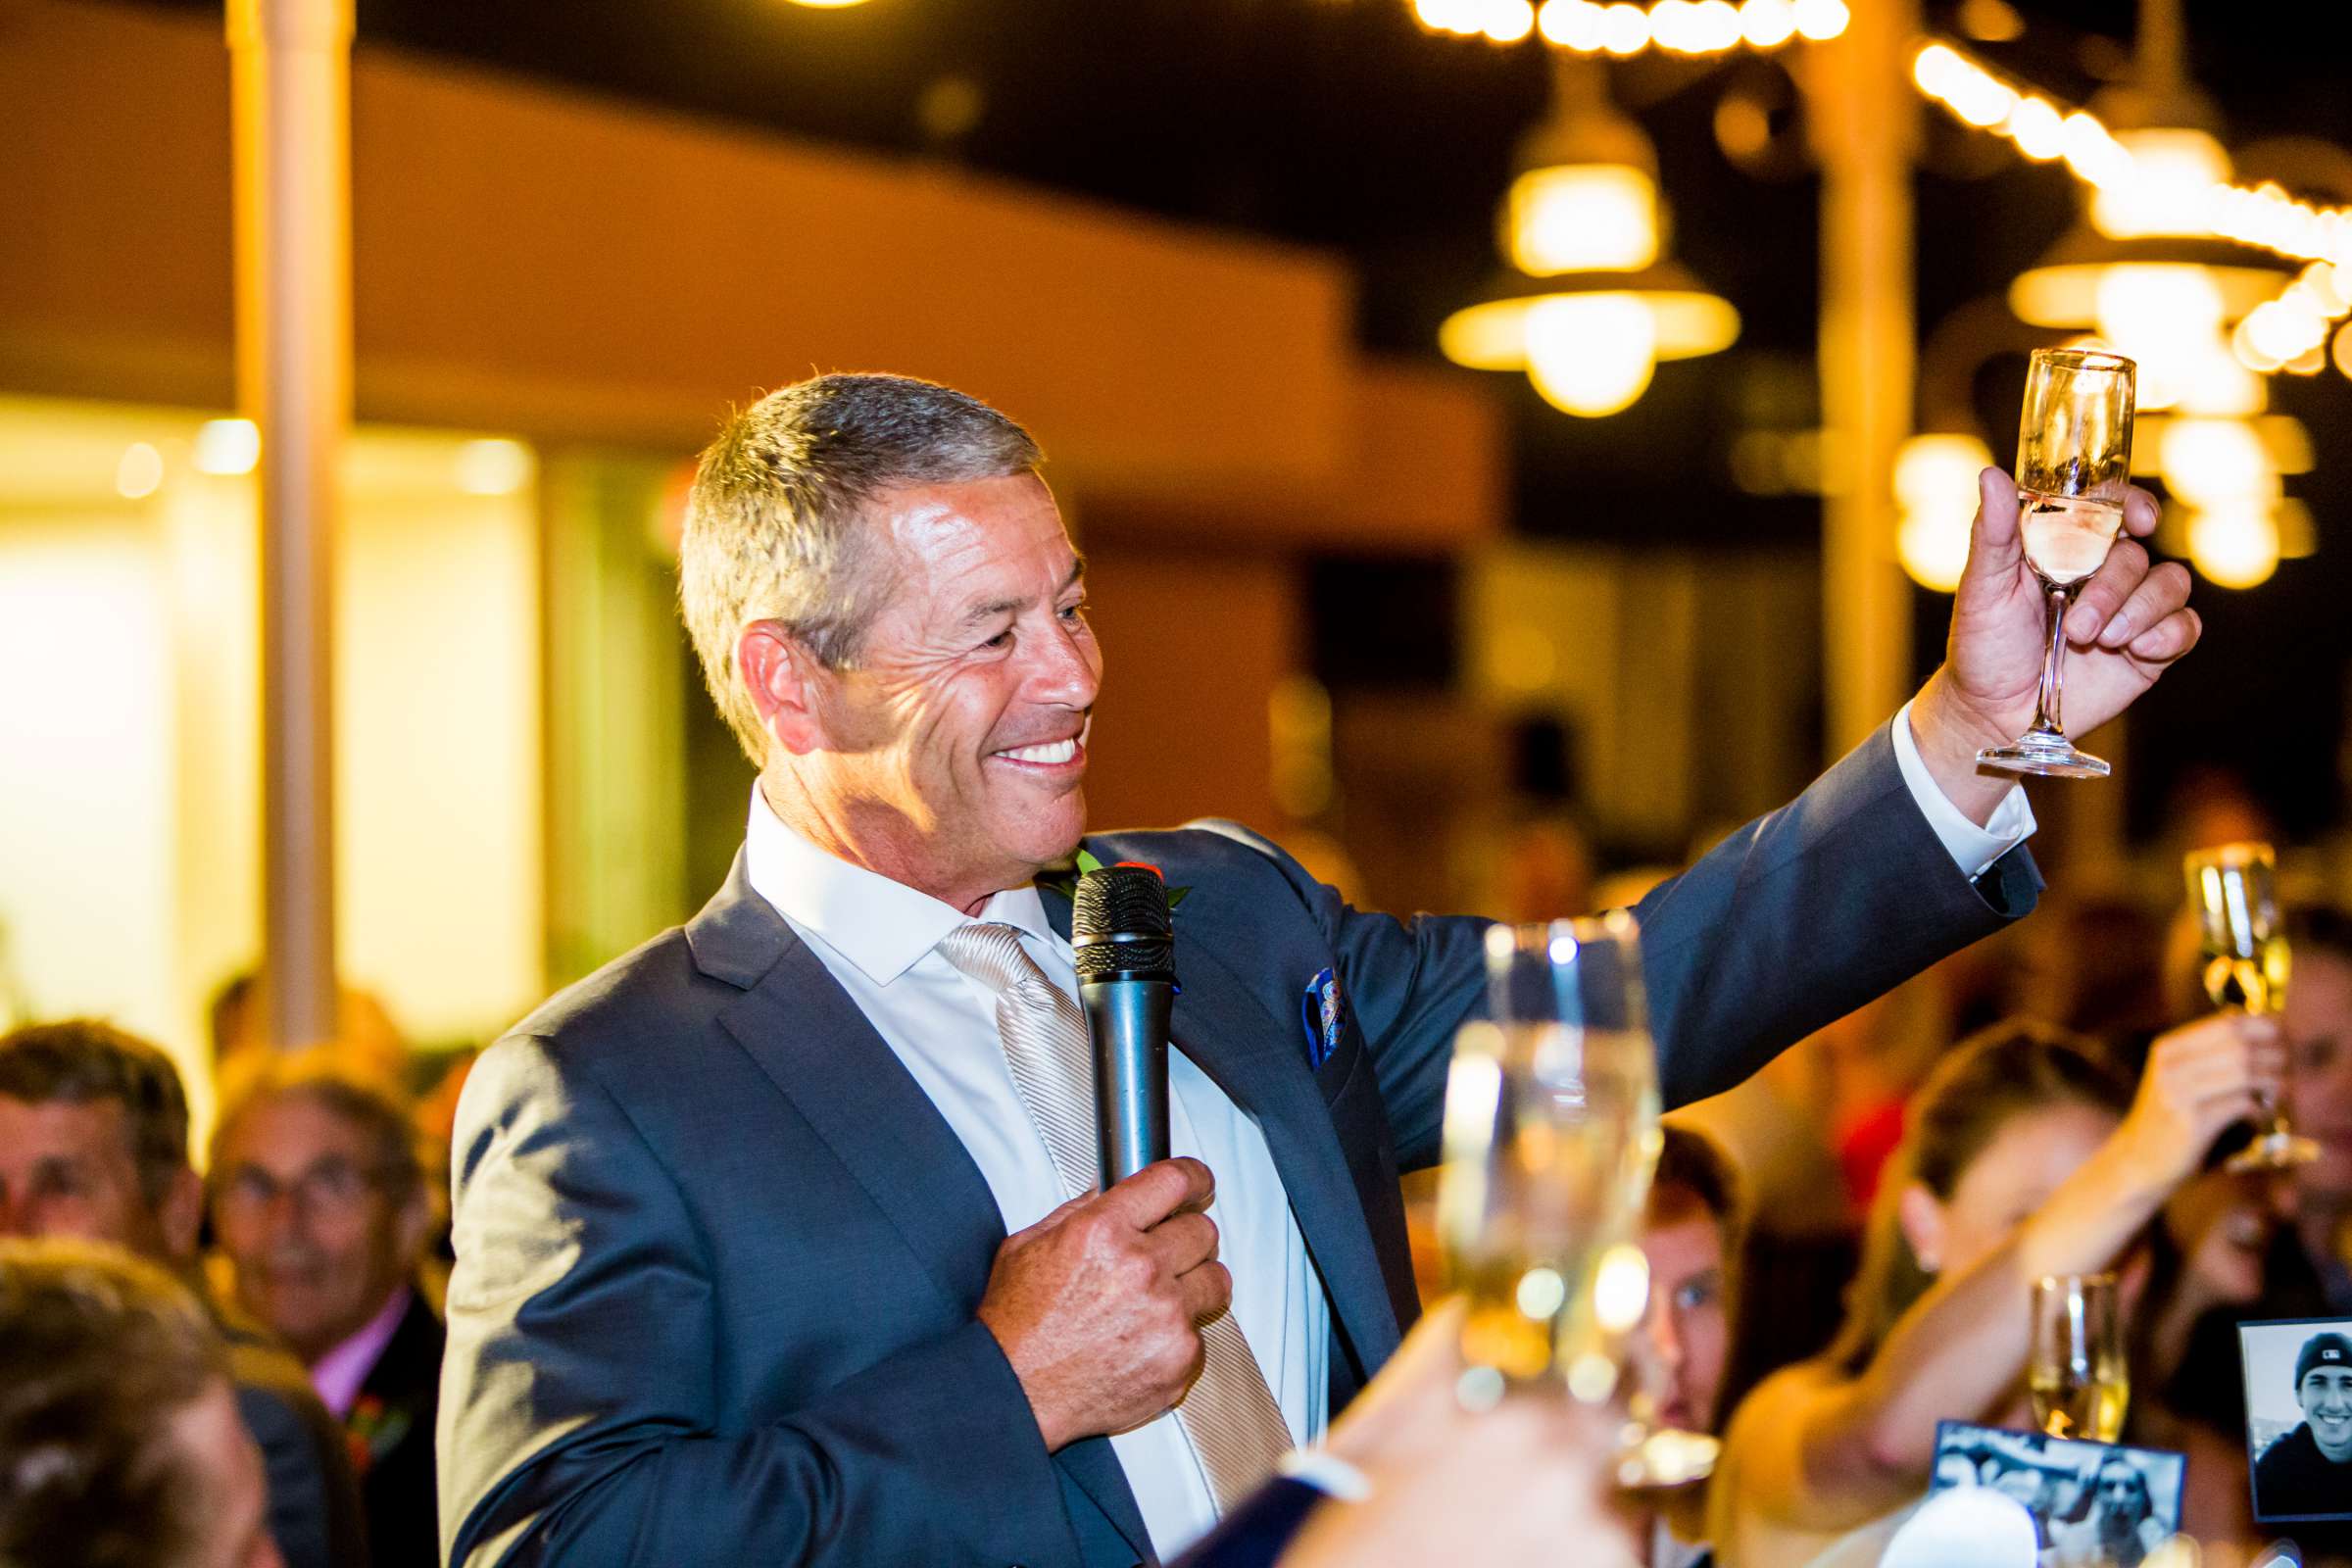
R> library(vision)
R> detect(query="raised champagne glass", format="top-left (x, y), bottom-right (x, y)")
top-left (1978, 347), bottom-right (2137, 780)
top-left (1436, 912), bottom-right (1698, 1486)
top-left (2029, 1272), bottom-right (2128, 1442)
top-left (2185, 842), bottom-right (2316, 1170)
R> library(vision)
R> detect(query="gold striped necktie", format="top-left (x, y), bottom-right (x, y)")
top-left (936, 921), bottom-right (1294, 1513)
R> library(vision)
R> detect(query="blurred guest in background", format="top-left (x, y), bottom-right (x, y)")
top-left (0, 1237), bottom-right (282, 1568)
top-left (1628, 1125), bottom-right (1744, 1568)
top-left (1710, 1016), bottom-right (2280, 1568)
top-left (210, 972), bottom-right (412, 1097)
top-left (212, 1053), bottom-right (443, 1568)
top-left (2287, 906), bottom-right (2352, 1308)
top-left (0, 1020), bottom-right (366, 1568)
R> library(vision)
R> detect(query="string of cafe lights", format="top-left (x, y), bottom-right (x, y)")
top-left (1411, 0), bottom-right (1849, 55)
top-left (1909, 40), bottom-right (2352, 377)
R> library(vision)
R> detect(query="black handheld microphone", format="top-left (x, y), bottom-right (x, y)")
top-left (1071, 860), bottom-right (1177, 1188)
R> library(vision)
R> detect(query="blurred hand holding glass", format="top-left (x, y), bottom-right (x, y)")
top-left (2029, 1272), bottom-right (2127, 1442)
top-left (1436, 912), bottom-right (1700, 1485)
top-left (1979, 347), bottom-right (2137, 780)
top-left (2184, 841), bottom-right (2315, 1170)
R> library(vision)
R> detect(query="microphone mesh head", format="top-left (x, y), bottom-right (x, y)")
top-left (1071, 865), bottom-right (1176, 982)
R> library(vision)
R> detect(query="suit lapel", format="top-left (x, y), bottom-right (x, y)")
top-left (695, 855), bottom-right (1154, 1565)
top-left (1042, 874), bottom-right (1404, 1376)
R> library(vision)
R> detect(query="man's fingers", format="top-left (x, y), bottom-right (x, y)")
top-left (1959, 466), bottom-right (2024, 591)
top-left (1178, 1258), bottom-right (1234, 1323)
top-left (2126, 606), bottom-right (2201, 666)
top-left (1102, 1156), bottom-right (1215, 1229)
top-left (1147, 1211), bottom-right (1220, 1275)
top-left (2095, 561), bottom-right (2193, 649)
top-left (2122, 484), bottom-right (2161, 538)
top-left (2063, 536), bottom-right (2149, 642)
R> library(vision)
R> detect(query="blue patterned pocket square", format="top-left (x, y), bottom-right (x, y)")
top-left (1301, 967), bottom-right (1347, 1070)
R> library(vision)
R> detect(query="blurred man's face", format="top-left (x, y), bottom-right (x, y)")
top-left (2287, 949), bottom-right (2352, 1197)
top-left (174, 1379), bottom-right (284, 1568)
top-left (211, 1094), bottom-right (422, 1363)
top-left (0, 1097), bottom-right (168, 1255)
top-left (1631, 1197), bottom-right (1729, 1434)
top-left (2299, 1365), bottom-right (2352, 1461)
top-left (771, 474), bottom-right (1101, 912)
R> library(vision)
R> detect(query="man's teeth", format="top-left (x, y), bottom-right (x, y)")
top-left (999, 738), bottom-right (1077, 764)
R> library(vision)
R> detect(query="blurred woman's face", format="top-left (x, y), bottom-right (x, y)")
top-left (1908, 1103), bottom-right (2122, 1280)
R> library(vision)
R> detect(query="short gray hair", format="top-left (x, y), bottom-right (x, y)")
top-left (678, 373), bottom-right (1044, 765)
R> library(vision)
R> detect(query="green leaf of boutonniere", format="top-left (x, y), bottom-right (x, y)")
top-left (1032, 850), bottom-right (1191, 912)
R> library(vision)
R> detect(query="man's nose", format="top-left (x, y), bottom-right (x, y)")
top-left (1025, 620), bottom-right (1100, 710)
top-left (1644, 1298), bottom-right (1684, 1368)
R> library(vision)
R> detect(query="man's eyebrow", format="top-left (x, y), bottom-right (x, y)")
top-left (956, 555), bottom-right (1089, 629)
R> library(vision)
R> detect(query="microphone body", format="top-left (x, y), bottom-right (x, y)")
top-left (1072, 863), bottom-right (1178, 1188)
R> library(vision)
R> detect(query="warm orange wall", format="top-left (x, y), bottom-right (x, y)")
top-left (0, 1), bottom-right (1500, 546)
top-left (1077, 545), bottom-right (1296, 838)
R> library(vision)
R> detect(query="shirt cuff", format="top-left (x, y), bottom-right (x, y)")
top-left (1276, 1448), bottom-right (1375, 1503)
top-left (1890, 697), bottom-right (2036, 881)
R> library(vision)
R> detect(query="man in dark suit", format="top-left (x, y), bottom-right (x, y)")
top-left (211, 1054), bottom-right (446, 1567)
top-left (0, 1021), bottom-right (368, 1568)
top-left (440, 372), bottom-right (2199, 1567)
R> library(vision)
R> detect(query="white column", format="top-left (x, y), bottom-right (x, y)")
top-left (227, 0), bottom-right (353, 1049)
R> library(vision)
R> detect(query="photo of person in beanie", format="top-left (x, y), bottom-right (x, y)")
top-left (2240, 1322), bottom-right (2352, 1521)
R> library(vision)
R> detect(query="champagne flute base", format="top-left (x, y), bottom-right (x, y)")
top-left (1978, 732), bottom-right (2110, 779)
top-left (2226, 1128), bottom-right (2321, 1172)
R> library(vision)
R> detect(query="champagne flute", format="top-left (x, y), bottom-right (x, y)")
top-left (1979, 347), bottom-right (2137, 780)
top-left (1436, 912), bottom-right (1683, 1482)
top-left (2029, 1272), bottom-right (2128, 1442)
top-left (2185, 842), bottom-right (2316, 1170)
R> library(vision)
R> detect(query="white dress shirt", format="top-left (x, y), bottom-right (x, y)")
top-left (739, 713), bottom-right (2028, 1553)
top-left (743, 795), bottom-right (1328, 1560)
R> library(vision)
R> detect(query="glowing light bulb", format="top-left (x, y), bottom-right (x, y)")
top-left (2092, 128), bottom-right (2230, 239)
top-left (1524, 295), bottom-right (1658, 416)
top-left (1508, 165), bottom-right (1658, 275)
top-left (1894, 433), bottom-right (1993, 592)
top-left (1789, 0), bottom-right (1847, 39)
top-left (1539, 0), bottom-right (1607, 47)
top-left (116, 443), bottom-right (164, 500)
top-left (1600, 2), bottom-right (1651, 54)
top-left (2186, 505), bottom-right (2280, 588)
top-left (194, 418), bottom-right (261, 475)
top-left (2161, 418), bottom-right (2278, 509)
top-left (455, 438), bottom-right (535, 497)
top-left (1483, 0), bottom-right (1538, 41)
top-left (2007, 97), bottom-right (2065, 162)
top-left (1742, 0), bottom-right (1797, 47)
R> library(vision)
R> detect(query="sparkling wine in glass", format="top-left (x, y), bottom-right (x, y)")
top-left (2029, 1273), bottom-right (2128, 1442)
top-left (1979, 347), bottom-right (2136, 780)
top-left (1436, 913), bottom-right (1680, 1482)
top-left (2185, 842), bottom-right (2316, 1170)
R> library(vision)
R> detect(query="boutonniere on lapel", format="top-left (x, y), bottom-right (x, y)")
top-left (343, 1392), bottom-right (411, 1476)
top-left (1035, 848), bottom-right (1192, 910)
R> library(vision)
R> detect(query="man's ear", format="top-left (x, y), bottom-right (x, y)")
top-left (157, 1164), bottom-right (204, 1264)
top-left (738, 621), bottom-right (830, 758)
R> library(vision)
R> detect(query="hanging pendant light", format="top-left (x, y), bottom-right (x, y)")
top-left (1441, 55), bottom-right (1740, 416)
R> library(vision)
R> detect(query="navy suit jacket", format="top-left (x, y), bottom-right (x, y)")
top-left (439, 723), bottom-right (2037, 1568)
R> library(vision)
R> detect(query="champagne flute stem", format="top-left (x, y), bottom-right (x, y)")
top-left (2029, 583), bottom-right (2071, 738)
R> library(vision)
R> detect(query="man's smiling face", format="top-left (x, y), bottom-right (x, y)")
top-left (779, 472), bottom-right (1101, 910)
top-left (2301, 1363), bottom-right (2352, 1461)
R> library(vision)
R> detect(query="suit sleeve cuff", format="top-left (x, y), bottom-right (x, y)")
top-left (1890, 698), bottom-right (2036, 881)
top-left (1276, 1448), bottom-right (1374, 1502)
